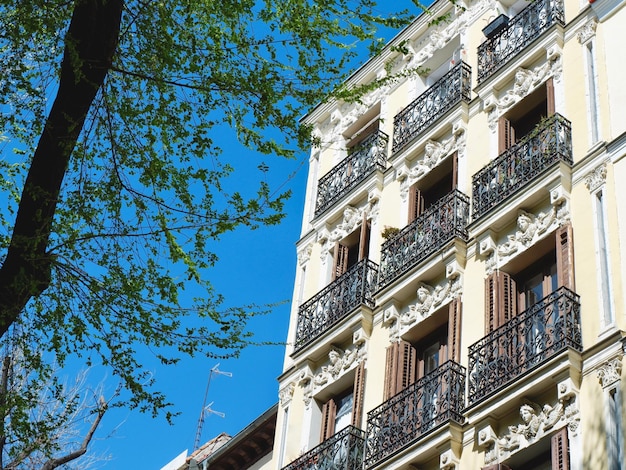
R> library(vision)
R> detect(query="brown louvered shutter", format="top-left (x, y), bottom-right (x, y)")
top-left (556, 223), bottom-right (575, 291)
top-left (320, 398), bottom-right (337, 442)
top-left (333, 242), bottom-right (350, 280)
top-left (408, 185), bottom-right (425, 223)
top-left (351, 362), bottom-right (366, 428)
top-left (448, 296), bottom-right (463, 363)
top-left (485, 271), bottom-right (517, 333)
top-left (546, 77), bottom-right (556, 116)
top-left (499, 117), bottom-right (515, 153)
top-left (481, 465), bottom-right (511, 470)
top-left (551, 427), bottom-right (570, 470)
top-left (383, 341), bottom-right (417, 400)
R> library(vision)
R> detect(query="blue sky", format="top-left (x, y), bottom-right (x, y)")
top-left (88, 147), bottom-right (308, 469)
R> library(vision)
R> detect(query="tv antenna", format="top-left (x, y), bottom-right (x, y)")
top-left (193, 363), bottom-right (232, 451)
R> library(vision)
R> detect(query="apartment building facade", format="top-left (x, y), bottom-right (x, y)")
top-left (274, 0), bottom-right (626, 468)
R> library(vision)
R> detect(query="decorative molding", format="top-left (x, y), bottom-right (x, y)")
top-left (386, 278), bottom-right (462, 341)
top-left (478, 380), bottom-right (580, 464)
top-left (279, 382), bottom-right (295, 407)
top-left (297, 244), bottom-right (312, 266)
top-left (597, 355), bottom-right (623, 389)
top-left (576, 17), bottom-right (598, 44)
top-left (397, 133), bottom-right (461, 200)
top-left (584, 162), bottom-right (607, 192)
top-left (301, 342), bottom-right (367, 404)
top-left (440, 449), bottom-right (460, 470)
top-left (486, 57), bottom-right (562, 130)
top-left (485, 202), bottom-right (569, 274)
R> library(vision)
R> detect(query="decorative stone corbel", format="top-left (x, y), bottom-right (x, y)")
top-left (584, 162), bottom-right (607, 193)
top-left (576, 17), bottom-right (598, 44)
top-left (440, 449), bottom-right (460, 470)
top-left (597, 355), bottom-right (623, 389)
top-left (279, 382), bottom-right (295, 407)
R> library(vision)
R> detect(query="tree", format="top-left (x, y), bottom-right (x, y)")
top-left (0, 341), bottom-right (115, 469)
top-left (0, 0), bottom-right (420, 450)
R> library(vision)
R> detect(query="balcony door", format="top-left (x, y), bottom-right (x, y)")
top-left (408, 152), bottom-right (458, 223)
top-left (498, 79), bottom-right (555, 153)
top-left (332, 213), bottom-right (370, 280)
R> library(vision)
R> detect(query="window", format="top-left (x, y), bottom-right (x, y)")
top-left (594, 189), bottom-right (614, 327)
top-left (484, 224), bottom-right (574, 333)
top-left (408, 152), bottom-right (458, 223)
top-left (319, 363), bottom-right (365, 441)
top-left (498, 80), bottom-right (555, 153)
top-left (482, 428), bottom-right (570, 470)
top-left (332, 216), bottom-right (370, 280)
top-left (384, 297), bottom-right (462, 400)
top-left (606, 386), bottom-right (624, 470)
top-left (585, 41), bottom-right (600, 144)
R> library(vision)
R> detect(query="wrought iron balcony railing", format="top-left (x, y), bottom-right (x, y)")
top-left (282, 425), bottom-right (366, 470)
top-left (378, 190), bottom-right (469, 289)
top-left (365, 361), bottom-right (466, 468)
top-left (294, 259), bottom-right (378, 351)
top-left (392, 62), bottom-right (471, 153)
top-left (477, 0), bottom-right (565, 83)
top-left (471, 114), bottom-right (572, 220)
top-left (315, 130), bottom-right (388, 216)
top-left (468, 287), bottom-right (582, 405)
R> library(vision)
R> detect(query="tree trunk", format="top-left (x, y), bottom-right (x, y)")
top-left (0, 0), bottom-right (123, 337)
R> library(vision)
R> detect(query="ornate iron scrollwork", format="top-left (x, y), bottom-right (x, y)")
top-left (364, 361), bottom-right (466, 468)
top-left (315, 131), bottom-right (388, 216)
top-left (477, 0), bottom-right (565, 83)
top-left (471, 114), bottom-right (572, 220)
top-left (294, 259), bottom-right (378, 351)
top-left (392, 62), bottom-right (471, 153)
top-left (378, 190), bottom-right (470, 289)
top-left (281, 425), bottom-right (366, 470)
top-left (467, 286), bottom-right (582, 405)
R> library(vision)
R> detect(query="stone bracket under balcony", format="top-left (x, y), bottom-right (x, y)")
top-left (476, 0), bottom-right (565, 84)
top-left (281, 425), bottom-right (366, 470)
top-left (471, 113), bottom-right (572, 223)
top-left (467, 286), bottom-right (582, 407)
top-left (293, 259), bottom-right (378, 353)
top-left (378, 190), bottom-right (470, 290)
top-left (392, 62), bottom-right (471, 153)
top-left (315, 130), bottom-right (388, 217)
top-left (365, 361), bottom-right (466, 469)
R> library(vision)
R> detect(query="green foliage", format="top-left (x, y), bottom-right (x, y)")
top-left (0, 0), bottom-right (427, 431)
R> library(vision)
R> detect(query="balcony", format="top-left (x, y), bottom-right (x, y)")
top-left (294, 259), bottom-right (378, 351)
top-left (378, 190), bottom-right (469, 289)
top-left (468, 287), bottom-right (582, 406)
top-left (477, 0), bottom-right (565, 83)
top-left (471, 114), bottom-right (572, 220)
top-left (281, 426), bottom-right (366, 470)
top-left (364, 361), bottom-right (466, 468)
top-left (392, 62), bottom-right (471, 153)
top-left (315, 130), bottom-right (388, 216)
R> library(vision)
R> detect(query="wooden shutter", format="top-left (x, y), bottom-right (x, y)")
top-left (448, 296), bottom-right (463, 363)
top-left (408, 185), bottom-right (425, 223)
top-left (546, 77), bottom-right (556, 116)
top-left (551, 427), bottom-right (570, 470)
top-left (481, 465), bottom-right (511, 470)
top-left (320, 398), bottom-right (337, 442)
top-left (332, 242), bottom-right (350, 280)
top-left (556, 223), bottom-right (575, 291)
top-left (351, 362), bottom-right (366, 428)
top-left (499, 117), bottom-right (515, 153)
top-left (383, 341), bottom-right (417, 400)
top-left (485, 271), bottom-right (517, 333)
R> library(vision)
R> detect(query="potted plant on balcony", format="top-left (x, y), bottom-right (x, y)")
top-left (482, 14), bottom-right (509, 39)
